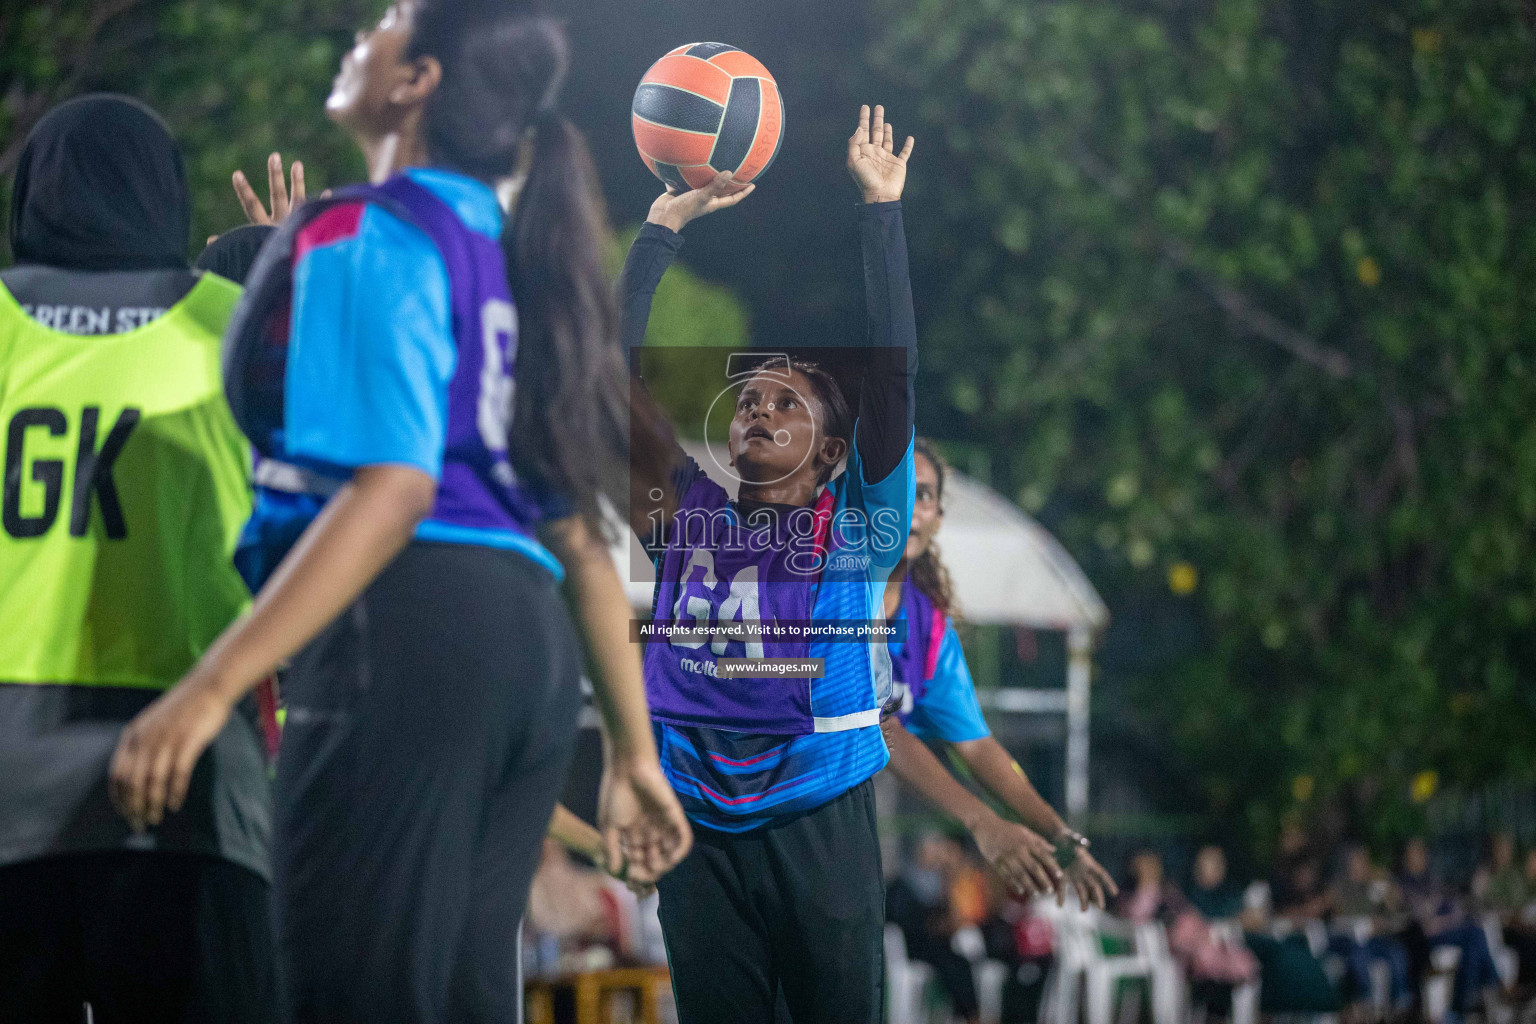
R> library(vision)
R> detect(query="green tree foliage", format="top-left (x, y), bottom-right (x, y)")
top-left (873, 0), bottom-right (1536, 845)
top-left (1, 0), bottom-right (372, 263)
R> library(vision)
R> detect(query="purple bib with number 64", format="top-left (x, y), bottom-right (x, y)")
top-left (644, 472), bottom-right (838, 735)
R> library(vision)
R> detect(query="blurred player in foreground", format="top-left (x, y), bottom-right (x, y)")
top-left (110, 2), bottom-right (690, 1020)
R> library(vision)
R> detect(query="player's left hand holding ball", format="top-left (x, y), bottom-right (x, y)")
top-left (109, 667), bottom-right (236, 832)
top-left (646, 170), bottom-right (755, 233)
top-left (847, 103), bottom-right (915, 204)
top-left (599, 757), bottom-right (693, 885)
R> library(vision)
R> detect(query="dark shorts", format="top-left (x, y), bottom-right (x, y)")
top-left (0, 850), bottom-right (275, 1024)
top-left (657, 779), bottom-right (885, 1024)
top-left (272, 542), bottom-right (582, 1024)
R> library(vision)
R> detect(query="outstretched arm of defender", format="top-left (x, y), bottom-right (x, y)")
top-left (881, 716), bottom-right (1061, 899)
top-left (954, 737), bottom-right (1118, 910)
top-left (233, 152), bottom-right (307, 225)
top-left (110, 464), bottom-right (436, 830)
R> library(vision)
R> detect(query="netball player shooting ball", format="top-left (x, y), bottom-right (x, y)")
top-left (109, 2), bottom-right (690, 1019)
top-left (620, 105), bottom-right (915, 1024)
top-left (879, 440), bottom-right (1118, 911)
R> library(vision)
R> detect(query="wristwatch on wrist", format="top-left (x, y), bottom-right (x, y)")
top-left (1053, 827), bottom-right (1089, 866)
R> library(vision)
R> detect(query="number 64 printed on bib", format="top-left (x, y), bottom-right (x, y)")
top-left (669, 549), bottom-right (767, 660)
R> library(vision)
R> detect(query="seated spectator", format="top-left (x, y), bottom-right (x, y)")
top-left (1326, 843), bottom-right (1412, 1015)
top-left (950, 846), bottom-right (992, 931)
top-left (1274, 855), bottom-right (1332, 922)
top-left (1475, 834), bottom-right (1527, 914)
top-left (1122, 848), bottom-right (1258, 1014)
top-left (1475, 832), bottom-right (1535, 992)
top-left (1520, 848), bottom-right (1536, 991)
top-left (1524, 847), bottom-right (1536, 926)
top-left (1123, 848), bottom-right (1188, 922)
top-left (887, 832), bottom-right (981, 1024)
top-left (1397, 836), bottom-right (1507, 1024)
top-left (1273, 821), bottom-right (1314, 884)
top-left (1189, 845), bottom-right (1246, 921)
top-left (1241, 861), bottom-right (1342, 1015)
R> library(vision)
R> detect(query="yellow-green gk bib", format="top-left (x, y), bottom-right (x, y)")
top-left (0, 273), bottom-right (252, 688)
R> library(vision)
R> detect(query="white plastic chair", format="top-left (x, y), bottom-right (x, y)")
top-left (1133, 921), bottom-right (1186, 1024)
top-left (1423, 945), bottom-right (1463, 1024)
top-left (1484, 913), bottom-right (1519, 989)
top-left (974, 959), bottom-right (1009, 1024)
top-left (1081, 913), bottom-right (1155, 1024)
top-left (1231, 976), bottom-right (1261, 1024)
top-left (948, 923), bottom-right (1009, 1024)
top-left (1210, 919), bottom-right (1262, 1024)
top-left (1037, 898), bottom-right (1089, 1024)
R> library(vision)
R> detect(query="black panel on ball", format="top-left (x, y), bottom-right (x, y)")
top-left (760, 91), bottom-right (786, 179)
top-left (711, 77), bottom-right (762, 175)
top-left (632, 83), bottom-right (725, 135)
top-left (685, 42), bottom-right (740, 58)
top-left (652, 162), bottom-right (692, 192)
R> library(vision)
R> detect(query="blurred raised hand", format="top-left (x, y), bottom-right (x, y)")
top-left (233, 151), bottom-right (306, 225)
top-left (1063, 845), bottom-right (1119, 911)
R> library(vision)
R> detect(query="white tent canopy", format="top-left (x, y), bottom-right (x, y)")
top-left (931, 470), bottom-right (1107, 631)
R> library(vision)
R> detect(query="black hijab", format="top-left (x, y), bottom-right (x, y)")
top-left (9, 94), bottom-right (190, 271)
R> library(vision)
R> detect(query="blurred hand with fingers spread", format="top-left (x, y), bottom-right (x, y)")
top-left (233, 152), bottom-right (306, 225)
top-left (973, 815), bottom-right (1063, 901)
top-left (1062, 844), bottom-right (1119, 911)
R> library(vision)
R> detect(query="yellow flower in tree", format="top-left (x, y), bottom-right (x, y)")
top-left (1292, 775), bottom-right (1315, 802)
top-left (1411, 770), bottom-right (1439, 803)
top-left (1357, 257), bottom-right (1382, 287)
top-left (1168, 561), bottom-right (1198, 595)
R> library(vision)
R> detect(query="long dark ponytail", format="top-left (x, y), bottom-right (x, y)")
top-left (409, 3), bottom-right (628, 538)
